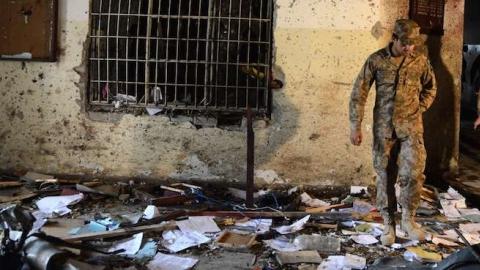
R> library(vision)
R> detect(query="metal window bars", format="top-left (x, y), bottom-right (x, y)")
top-left (88, 0), bottom-right (273, 115)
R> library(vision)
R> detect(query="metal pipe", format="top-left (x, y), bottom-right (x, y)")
top-left (24, 237), bottom-right (68, 270)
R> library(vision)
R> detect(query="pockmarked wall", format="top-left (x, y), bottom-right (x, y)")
top-left (0, 0), bottom-right (463, 186)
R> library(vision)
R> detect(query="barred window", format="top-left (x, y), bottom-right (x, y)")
top-left (88, 0), bottom-right (274, 116)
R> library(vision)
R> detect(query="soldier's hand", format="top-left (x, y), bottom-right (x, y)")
top-left (350, 129), bottom-right (362, 146)
top-left (474, 116), bottom-right (480, 130)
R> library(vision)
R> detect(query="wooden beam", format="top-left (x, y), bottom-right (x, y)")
top-left (62, 221), bottom-right (176, 242)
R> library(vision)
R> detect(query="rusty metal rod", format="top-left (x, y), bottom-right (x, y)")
top-left (246, 107), bottom-right (255, 208)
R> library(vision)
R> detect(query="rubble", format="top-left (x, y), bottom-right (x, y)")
top-left (0, 173), bottom-right (479, 269)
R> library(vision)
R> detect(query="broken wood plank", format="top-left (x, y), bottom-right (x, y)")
top-left (160, 185), bottom-right (185, 194)
top-left (134, 189), bottom-right (190, 206)
top-left (0, 181), bottom-right (23, 189)
top-left (188, 211), bottom-right (353, 221)
top-left (306, 222), bottom-right (338, 230)
top-left (305, 203), bottom-right (346, 213)
top-left (62, 221), bottom-right (176, 242)
top-left (150, 195), bottom-right (190, 206)
top-left (0, 192), bottom-right (37, 203)
top-left (171, 183), bottom-right (202, 190)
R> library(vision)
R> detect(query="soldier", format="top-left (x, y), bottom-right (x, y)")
top-left (349, 19), bottom-right (437, 245)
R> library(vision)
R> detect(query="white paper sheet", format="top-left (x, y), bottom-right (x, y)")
top-left (459, 223), bottom-right (480, 233)
top-left (146, 107), bottom-right (163, 116)
top-left (300, 192), bottom-right (330, 207)
top-left (345, 254), bottom-right (367, 269)
top-left (274, 215), bottom-right (310, 234)
top-left (317, 256), bottom-right (345, 270)
top-left (108, 232), bottom-right (143, 255)
top-left (31, 211), bottom-right (49, 233)
top-left (263, 236), bottom-right (300, 252)
top-left (317, 254), bottom-right (366, 270)
top-left (350, 186), bottom-right (368, 195)
top-left (177, 216), bottom-right (220, 234)
top-left (351, 234), bottom-right (378, 245)
top-left (391, 240), bottom-right (419, 249)
top-left (459, 208), bottom-right (480, 216)
top-left (440, 199), bottom-right (461, 219)
top-left (162, 230), bottom-right (210, 253)
top-left (143, 205), bottom-right (161, 220)
top-left (432, 237), bottom-right (459, 247)
top-left (35, 193), bottom-right (84, 216)
top-left (147, 253), bottom-right (198, 270)
top-left (121, 213), bottom-right (143, 225)
top-left (235, 219), bottom-right (272, 234)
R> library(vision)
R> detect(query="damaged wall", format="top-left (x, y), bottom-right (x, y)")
top-left (0, 0), bottom-right (464, 187)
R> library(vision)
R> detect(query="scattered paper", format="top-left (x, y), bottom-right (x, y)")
top-left (440, 229), bottom-right (460, 242)
top-left (351, 234), bottom-right (378, 245)
top-left (274, 215), bottom-right (310, 234)
top-left (301, 192), bottom-right (330, 207)
top-left (448, 187), bottom-right (465, 201)
top-left (70, 221), bottom-right (108, 235)
top-left (235, 219), bottom-right (272, 234)
top-left (405, 247), bottom-right (442, 262)
top-left (162, 230), bottom-right (210, 253)
top-left (31, 211), bottom-right (49, 233)
top-left (36, 193), bottom-right (84, 216)
top-left (133, 240), bottom-right (158, 261)
top-left (459, 223), bottom-right (480, 233)
top-left (294, 234), bottom-right (341, 253)
top-left (121, 213), bottom-right (143, 225)
top-left (108, 232), bottom-right (143, 255)
top-left (116, 94), bottom-right (137, 102)
top-left (391, 240), bottom-right (419, 249)
top-left (462, 233), bottom-right (480, 244)
top-left (276, 250), bottom-right (322, 265)
top-left (263, 236), bottom-right (300, 252)
top-left (143, 205), bottom-right (161, 220)
top-left (147, 253), bottom-right (198, 270)
top-left (432, 237), bottom-right (459, 247)
top-left (177, 216), bottom-right (220, 234)
top-left (146, 107), bottom-right (163, 116)
top-left (345, 254), bottom-right (367, 269)
top-left (458, 208), bottom-right (480, 222)
top-left (440, 199), bottom-right (461, 219)
top-left (353, 200), bottom-right (375, 214)
top-left (350, 186), bottom-right (368, 195)
top-left (318, 255), bottom-right (346, 270)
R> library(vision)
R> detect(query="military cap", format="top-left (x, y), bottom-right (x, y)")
top-left (393, 19), bottom-right (423, 45)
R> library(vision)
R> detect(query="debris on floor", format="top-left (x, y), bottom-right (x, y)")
top-left (0, 172), bottom-right (480, 269)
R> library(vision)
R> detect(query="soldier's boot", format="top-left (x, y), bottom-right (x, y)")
top-left (401, 210), bottom-right (425, 241)
top-left (380, 213), bottom-right (396, 246)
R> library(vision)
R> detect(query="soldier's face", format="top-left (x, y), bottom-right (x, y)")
top-left (393, 39), bottom-right (415, 56)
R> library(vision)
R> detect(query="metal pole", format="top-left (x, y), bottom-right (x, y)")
top-left (246, 106), bottom-right (254, 208)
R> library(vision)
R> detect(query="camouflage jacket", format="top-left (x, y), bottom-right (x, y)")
top-left (349, 44), bottom-right (437, 139)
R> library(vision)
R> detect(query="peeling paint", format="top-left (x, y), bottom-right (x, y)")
top-left (170, 154), bottom-right (221, 180)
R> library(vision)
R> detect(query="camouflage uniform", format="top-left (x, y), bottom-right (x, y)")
top-left (349, 36), bottom-right (437, 216)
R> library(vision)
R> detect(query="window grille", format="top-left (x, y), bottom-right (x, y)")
top-left (88, 0), bottom-right (274, 115)
top-left (409, 0), bottom-right (445, 35)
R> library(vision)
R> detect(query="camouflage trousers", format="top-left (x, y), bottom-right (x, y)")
top-left (373, 132), bottom-right (426, 216)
